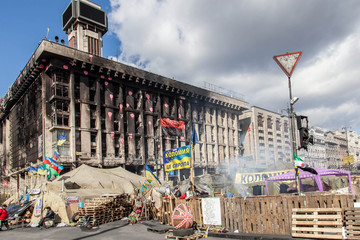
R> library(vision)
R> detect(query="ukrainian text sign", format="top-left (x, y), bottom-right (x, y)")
top-left (235, 170), bottom-right (292, 184)
top-left (163, 145), bottom-right (191, 172)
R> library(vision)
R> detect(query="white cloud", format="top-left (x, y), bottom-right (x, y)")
top-left (108, 0), bottom-right (360, 133)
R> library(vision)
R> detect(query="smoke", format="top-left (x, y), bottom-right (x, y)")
top-left (216, 153), bottom-right (294, 197)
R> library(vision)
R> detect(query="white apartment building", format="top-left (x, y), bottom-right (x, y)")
top-left (299, 127), bottom-right (326, 168)
top-left (345, 130), bottom-right (360, 165)
top-left (239, 106), bottom-right (292, 169)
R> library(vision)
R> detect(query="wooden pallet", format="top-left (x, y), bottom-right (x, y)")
top-left (78, 194), bottom-right (133, 226)
top-left (344, 208), bottom-right (360, 239)
top-left (292, 208), bottom-right (343, 239)
top-left (165, 233), bottom-right (204, 240)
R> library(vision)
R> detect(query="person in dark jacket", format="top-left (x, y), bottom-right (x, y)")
top-left (0, 204), bottom-right (9, 230)
top-left (279, 182), bottom-right (289, 194)
top-left (38, 207), bottom-right (55, 228)
top-left (174, 187), bottom-right (182, 198)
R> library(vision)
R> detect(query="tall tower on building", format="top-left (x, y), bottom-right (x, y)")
top-left (62, 0), bottom-right (108, 56)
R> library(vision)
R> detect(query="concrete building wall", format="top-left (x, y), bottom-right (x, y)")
top-left (0, 40), bottom-right (249, 183)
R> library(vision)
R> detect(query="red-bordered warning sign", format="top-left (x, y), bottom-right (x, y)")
top-left (273, 51), bottom-right (302, 77)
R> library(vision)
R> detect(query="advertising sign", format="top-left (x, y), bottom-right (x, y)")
top-left (163, 145), bottom-right (191, 172)
top-left (235, 170), bottom-right (292, 184)
top-left (344, 155), bottom-right (354, 164)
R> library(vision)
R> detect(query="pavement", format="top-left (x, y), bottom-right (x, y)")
top-left (0, 220), bottom-right (227, 240)
top-left (0, 220), bottom-right (302, 240)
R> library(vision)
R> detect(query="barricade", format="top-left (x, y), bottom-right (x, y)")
top-left (161, 194), bottom-right (359, 236)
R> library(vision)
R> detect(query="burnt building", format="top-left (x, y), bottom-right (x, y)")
top-left (0, 0), bottom-right (249, 187)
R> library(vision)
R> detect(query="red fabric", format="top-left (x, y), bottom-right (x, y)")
top-left (0, 208), bottom-right (8, 220)
top-left (160, 118), bottom-right (185, 129)
top-left (179, 193), bottom-right (186, 199)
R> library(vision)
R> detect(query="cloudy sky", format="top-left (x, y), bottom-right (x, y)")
top-left (106, 0), bottom-right (360, 134)
top-left (1, 0), bottom-right (360, 134)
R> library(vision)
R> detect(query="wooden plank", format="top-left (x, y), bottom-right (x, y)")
top-left (293, 207), bottom-right (343, 212)
top-left (292, 208), bottom-right (343, 239)
top-left (292, 232), bottom-right (343, 239)
top-left (292, 220), bottom-right (343, 226)
top-left (292, 215), bottom-right (342, 220)
top-left (292, 227), bottom-right (342, 233)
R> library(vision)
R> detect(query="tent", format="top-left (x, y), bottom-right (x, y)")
top-left (47, 164), bottom-right (147, 198)
top-left (264, 168), bottom-right (353, 195)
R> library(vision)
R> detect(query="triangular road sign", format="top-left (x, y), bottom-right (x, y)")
top-left (273, 51), bottom-right (302, 77)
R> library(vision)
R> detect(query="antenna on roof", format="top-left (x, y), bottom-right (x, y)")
top-left (44, 27), bottom-right (50, 40)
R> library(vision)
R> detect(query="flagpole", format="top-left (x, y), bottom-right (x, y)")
top-left (190, 144), bottom-right (195, 193)
top-left (190, 119), bottom-right (198, 194)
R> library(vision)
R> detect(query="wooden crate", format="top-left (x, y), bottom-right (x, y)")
top-left (344, 208), bottom-right (360, 239)
top-left (292, 208), bottom-right (343, 239)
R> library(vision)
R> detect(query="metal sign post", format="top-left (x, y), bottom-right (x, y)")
top-left (273, 51), bottom-right (302, 194)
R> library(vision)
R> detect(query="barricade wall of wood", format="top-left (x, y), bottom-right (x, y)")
top-left (162, 194), bottom-right (359, 236)
top-left (79, 194), bottom-right (133, 226)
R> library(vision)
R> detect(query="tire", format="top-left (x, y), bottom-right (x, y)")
top-left (71, 212), bottom-right (80, 222)
top-left (172, 228), bottom-right (194, 237)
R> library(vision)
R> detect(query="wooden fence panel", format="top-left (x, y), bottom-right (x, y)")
top-left (160, 194), bottom-right (360, 236)
top-left (344, 208), bottom-right (360, 239)
top-left (292, 208), bottom-right (343, 239)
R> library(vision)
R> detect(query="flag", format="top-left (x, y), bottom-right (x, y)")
top-left (57, 135), bottom-right (67, 146)
top-left (294, 154), bottom-right (318, 174)
top-left (191, 120), bottom-right (199, 146)
top-left (44, 156), bottom-right (52, 167)
top-left (145, 163), bottom-right (161, 186)
top-left (43, 156), bottom-right (63, 178)
top-left (37, 164), bottom-right (48, 176)
top-left (52, 150), bottom-right (60, 161)
top-left (49, 158), bottom-right (64, 174)
top-left (28, 166), bottom-right (39, 177)
top-left (49, 168), bottom-right (60, 177)
top-left (160, 118), bottom-right (184, 137)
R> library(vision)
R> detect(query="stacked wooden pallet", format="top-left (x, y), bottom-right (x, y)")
top-left (165, 232), bottom-right (204, 240)
top-left (344, 208), bottom-right (360, 239)
top-left (79, 193), bottom-right (133, 226)
top-left (291, 208), bottom-right (343, 239)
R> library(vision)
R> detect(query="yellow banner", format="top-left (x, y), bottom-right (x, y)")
top-left (344, 155), bottom-right (354, 164)
top-left (163, 145), bottom-right (191, 172)
top-left (235, 170), bottom-right (292, 184)
top-left (164, 157), bottom-right (191, 171)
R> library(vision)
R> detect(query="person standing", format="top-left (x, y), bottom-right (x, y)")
top-left (0, 204), bottom-right (9, 231)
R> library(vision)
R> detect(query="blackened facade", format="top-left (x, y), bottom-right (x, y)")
top-left (0, 40), bottom-right (249, 183)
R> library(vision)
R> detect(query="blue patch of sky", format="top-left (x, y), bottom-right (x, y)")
top-left (128, 54), bottom-right (149, 69)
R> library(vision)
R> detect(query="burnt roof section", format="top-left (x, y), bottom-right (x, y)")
top-left (0, 40), bottom-right (249, 120)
